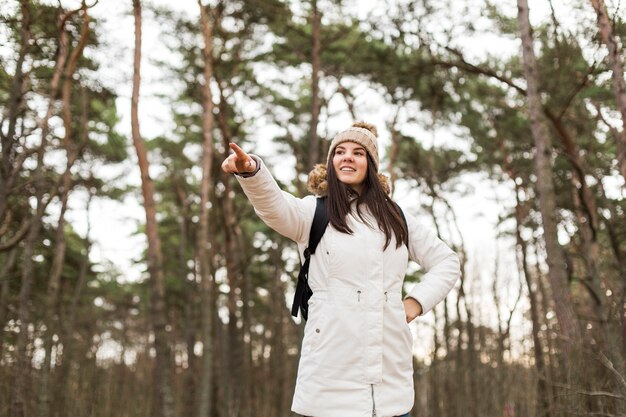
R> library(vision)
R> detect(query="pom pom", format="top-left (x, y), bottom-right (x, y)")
top-left (352, 121), bottom-right (378, 137)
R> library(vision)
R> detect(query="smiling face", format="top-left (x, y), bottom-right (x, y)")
top-left (332, 142), bottom-right (368, 194)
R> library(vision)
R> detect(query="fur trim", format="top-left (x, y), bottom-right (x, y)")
top-left (307, 164), bottom-right (329, 196)
top-left (307, 164), bottom-right (391, 196)
top-left (378, 172), bottom-right (391, 194)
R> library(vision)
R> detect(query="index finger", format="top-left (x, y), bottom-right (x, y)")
top-left (229, 142), bottom-right (249, 159)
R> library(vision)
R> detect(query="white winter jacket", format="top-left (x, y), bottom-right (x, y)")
top-left (236, 158), bottom-right (460, 417)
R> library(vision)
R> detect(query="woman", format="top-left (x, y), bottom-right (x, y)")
top-left (221, 122), bottom-right (460, 417)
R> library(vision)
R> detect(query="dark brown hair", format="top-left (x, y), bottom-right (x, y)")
top-left (326, 152), bottom-right (408, 250)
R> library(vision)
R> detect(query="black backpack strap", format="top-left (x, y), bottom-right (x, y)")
top-left (308, 197), bottom-right (329, 255)
top-left (291, 197), bottom-right (328, 320)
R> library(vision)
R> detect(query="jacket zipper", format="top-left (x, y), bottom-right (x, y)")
top-left (371, 293), bottom-right (383, 417)
top-left (371, 384), bottom-right (377, 417)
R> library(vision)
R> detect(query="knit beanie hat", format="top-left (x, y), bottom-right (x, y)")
top-left (327, 122), bottom-right (379, 171)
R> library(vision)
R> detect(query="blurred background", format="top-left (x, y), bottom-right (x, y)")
top-left (1, 0), bottom-right (625, 416)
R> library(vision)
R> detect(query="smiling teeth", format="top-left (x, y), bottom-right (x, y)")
top-left (341, 168), bottom-right (356, 172)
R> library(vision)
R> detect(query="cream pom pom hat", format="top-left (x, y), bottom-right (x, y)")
top-left (308, 122), bottom-right (391, 197)
top-left (326, 121), bottom-right (379, 171)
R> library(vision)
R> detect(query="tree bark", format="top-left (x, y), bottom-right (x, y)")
top-left (597, 181), bottom-right (626, 361)
top-left (268, 248), bottom-right (290, 417)
top-left (0, 249), bottom-right (17, 351)
top-left (221, 175), bottom-right (248, 417)
top-left (8, 3), bottom-right (49, 414)
top-left (196, 2), bottom-right (216, 417)
top-left (216, 78), bottom-right (253, 417)
top-left (442, 297), bottom-right (455, 417)
top-left (517, 0), bottom-right (581, 350)
top-left (387, 109), bottom-right (401, 195)
top-left (0, 0), bottom-right (31, 225)
top-left (131, 2), bottom-right (174, 416)
top-left (38, 10), bottom-right (91, 417)
top-left (11, 160), bottom-right (46, 417)
top-left (589, 0), bottom-right (626, 181)
top-left (430, 308), bottom-right (442, 417)
top-left (514, 181), bottom-right (552, 417)
top-left (570, 179), bottom-right (625, 386)
top-left (173, 177), bottom-right (197, 416)
top-left (308, 0), bottom-right (322, 170)
top-left (540, 114), bottom-right (621, 368)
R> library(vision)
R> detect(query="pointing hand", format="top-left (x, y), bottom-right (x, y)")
top-left (221, 143), bottom-right (257, 174)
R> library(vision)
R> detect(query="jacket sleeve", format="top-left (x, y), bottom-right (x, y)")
top-left (234, 156), bottom-right (316, 244)
top-left (403, 211), bottom-right (460, 315)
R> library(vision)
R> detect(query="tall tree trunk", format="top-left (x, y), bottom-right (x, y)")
top-left (131, 2), bottom-right (174, 416)
top-left (173, 178), bottom-right (197, 416)
top-left (589, 0), bottom-right (626, 181)
top-left (541, 111), bottom-right (626, 381)
top-left (532, 237), bottom-right (558, 379)
top-left (513, 181), bottom-right (552, 417)
top-left (216, 320), bottom-right (230, 417)
top-left (308, 0), bottom-right (322, 170)
top-left (3, 2), bottom-right (78, 249)
top-left (425, 197), bottom-right (468, 417)
top-left (541, 112), bottom-right (626, 381)
top-left (196, 2), bottom-right (215, 416)
top-left (268, 248), bottom-right (289, 417)
top-left (425, 174), bottom-right (474, 417)
top-left (220, 176), bottom-right (247, 417)
top-left (54, 177), bottom-right (94, 415)
top-left (0, 249), bottom-right (17, 351)
top-left (430, 308), bottom-right (442, 417)
top-left (492, 254), bottom-right (507, 416)
top-left (38, 10), bottom-right (90, 417)
top-left (499, 123), bottom-right (554, 417)
top-left (9, 5), bottom-right (48, 415)
top-left (0, 0), bottom-right (31, 225)
top-left (598, 181), bottom-right (626, 360)
top-left (570, 180), bottom-right (625, 382)
top-left (216, 78), bottom-right (253, 417)
top-left (517, 0), bottom-right (581, 351)
top-left (387, 109), bottom-right (401, 194)
top-left (442, 297), bottom-right (454, 417)
top-left (11, 158), bottom-right (46, 417)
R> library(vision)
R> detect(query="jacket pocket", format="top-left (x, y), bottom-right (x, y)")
top-left (301, 298), bottom-right (327, 354)
top-left (312, 287), bottom-right (367, 381)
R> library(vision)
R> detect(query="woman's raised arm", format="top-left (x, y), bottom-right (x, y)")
top-left (222, 143), bottom-right (316, 244)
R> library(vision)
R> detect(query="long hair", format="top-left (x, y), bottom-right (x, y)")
top-left (326, 152), bottom-right (408, 250)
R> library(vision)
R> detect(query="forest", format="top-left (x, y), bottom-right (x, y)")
top-left (1, 0), bottom-right (626, 416)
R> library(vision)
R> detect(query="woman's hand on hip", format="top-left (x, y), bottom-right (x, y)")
top-left (221, 143), bottom-right (257, 174)
top-left (403, 297), bottom-right (423, 323)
